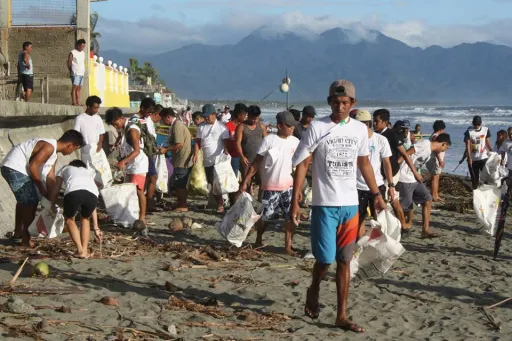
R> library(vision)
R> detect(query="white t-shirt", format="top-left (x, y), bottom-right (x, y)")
top-left (220, 112), bottom-right (231, 124)
top-left (57, 165), bottom-right (99, 197)
top-left (1, 138), bottom-right (57, 178)
top-left (498, 140), bottom-right (512, 170)
top-left (146, 117), bottom-right (156, 138)
top-left (70, 49), bottom-right (85, 76)
top-left (73, 113), bottom-right (106, 154)
top-left (399, 139), bottom-right (432, 183)
top-left (257, 134), bottom-right (300, 191)
top-left (196, 120), bottom-right (229, 167)
top-left (120, 120), bottom-right (149, 174)
top-left (295, 116), bottom-right (369, 206)
top-left (357, 133), bottom-right (392, 191)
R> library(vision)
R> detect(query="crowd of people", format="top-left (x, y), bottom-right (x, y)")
top-left (3, 78), bottom-right (479, 333)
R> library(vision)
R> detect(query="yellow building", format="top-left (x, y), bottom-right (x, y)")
top-left (88, 56), bottom-right (129, 108)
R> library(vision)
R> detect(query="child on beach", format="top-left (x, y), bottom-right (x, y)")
top-left (494, 130), bottom-right (507, 153)
top-left (50, 160), bottom-right (98, 259)
top-left (239, 111), bottom-right (300, 255)
top-left (1, 130), bottom-right (85, 247)
top-left (427, 120), bottom-right (447, 202)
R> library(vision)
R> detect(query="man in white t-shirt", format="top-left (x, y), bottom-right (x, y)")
top-left (397, 134), bottom-right (451, 238)
top-left (106, 108), bottom-right (149, 229)
top-left (73, 95), bottom-right (105, 241)
top-left (67, 39), bottom-right (86, 106)
top-left (354, 109), bottom-right (395, 239)
top-left (291, 80), bottom-right (385, 333)
top-left (239, 111), bottom-right (300, 255)
top-left (194, 104), bottom-right (230, 213)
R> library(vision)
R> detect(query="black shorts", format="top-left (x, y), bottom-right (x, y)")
top-left (174, 167), bottom-right (192, 189)
top-left (63, 190), bottom-right (98, 219)
top-left (205, 166), bottom-right (215, 185)
top-left (358, 185), bottom-right (386, 220)
top-left (20, 74), bottom-right (34, 91)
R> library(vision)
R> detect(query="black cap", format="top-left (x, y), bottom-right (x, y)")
top-left (394, 120), bottom-right (410, 130)
top-left (473, 115), bottom-right (482, 126)
top-left (276, 111), bottom-right (299, 126)
top-left (302, 105), bottom-right (316, 117)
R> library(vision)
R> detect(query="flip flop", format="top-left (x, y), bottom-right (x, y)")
top-left (335, 321), bottom-right (365, 333)
top-left (173, 207), bottom-right (189, 213)
top-left (304, 288), bottom-right (320, 319)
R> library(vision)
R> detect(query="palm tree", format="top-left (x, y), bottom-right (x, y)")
top-left (71, 11), bottom-right (101, 54)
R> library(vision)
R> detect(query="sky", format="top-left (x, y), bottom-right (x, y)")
top-left (92, 0), bottom-right (512, 54)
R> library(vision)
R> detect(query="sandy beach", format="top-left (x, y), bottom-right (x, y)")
top-left (0, 174), bottom-right (511, 341)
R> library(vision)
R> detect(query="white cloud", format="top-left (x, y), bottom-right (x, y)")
top-left (95, 10), bottom-right (512, 54)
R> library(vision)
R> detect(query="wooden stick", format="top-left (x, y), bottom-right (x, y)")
top-left (486, 297), bottom-right (512, 309)
top-left (1, 286), bottom-right (85, 295)
top-left (9, 257), bottom-right (28, 287)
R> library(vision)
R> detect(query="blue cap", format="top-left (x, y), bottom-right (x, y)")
top-left (201, 104), bottom-right (216, 117)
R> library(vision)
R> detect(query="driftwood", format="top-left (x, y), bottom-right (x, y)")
top-left (0, 286), bottom-right (85, 295)
top-left (486, 297), bottom-right (512, 309)
top-left (8, 257), bottom-right (29, 287)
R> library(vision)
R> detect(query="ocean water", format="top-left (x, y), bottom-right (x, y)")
top-left (261, 105), bottom-right (512, 176)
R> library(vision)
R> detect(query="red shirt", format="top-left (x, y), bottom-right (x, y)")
top-left (225, 121), bottom-right (241, 157)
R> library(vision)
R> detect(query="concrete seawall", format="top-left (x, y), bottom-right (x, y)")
top-left (0, 100), bottom-right (131, 237)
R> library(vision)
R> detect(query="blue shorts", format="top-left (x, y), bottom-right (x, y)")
top-left (310, 206), bottom-right (359, 264)
top-left (1, 166), bottom-right (40, 205)
top-left (231, 157), bottom-right (241, 178)
top-left (71, 75), bottom-right (84, 86)
top-left (173, 167), bottom-right (192, 189)
top-left (147, 157), bottom-right (158, 177)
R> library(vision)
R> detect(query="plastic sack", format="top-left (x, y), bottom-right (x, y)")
top-left (481, 152), bottom-right (508, 187)
top-left (100, 183), bottom-right (139, 227)
top-left (216, 192), bottom-right (261, 247)
top-left (188, 150), bottom-right (209, 197)
top-left (82, 149), bottom-right (113, 189)
top-left (351, 227), bottom-right (406, 281)
top-left (473, 184), bottom-right (501, 236)
top-left (375, 208), bottom-right (402, 242)
top-left (28, 197), bottom-right (65, 238)
top-left (212, 154), bottom-right (239, 195)
top-left (154, 155), bottom-right (169, 194)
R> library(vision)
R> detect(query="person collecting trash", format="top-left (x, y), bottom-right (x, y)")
top-left (50, 160), bottom-right (98, 259)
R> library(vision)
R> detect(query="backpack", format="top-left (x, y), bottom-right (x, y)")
top-left (125, 117), bottom-right (157, 157)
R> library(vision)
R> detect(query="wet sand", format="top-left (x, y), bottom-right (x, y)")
top-left (0, 174), bottom-right (511, 341)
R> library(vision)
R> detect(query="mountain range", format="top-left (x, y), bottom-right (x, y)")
top-left (102, 27), bottom-right (512, 103)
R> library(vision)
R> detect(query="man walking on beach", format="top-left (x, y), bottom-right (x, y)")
top-left (240, 111), bottom-right (300, 255)
top-left (396, 134), bottom-right (452, 238)
top-left (225, 103), bottom-right (248, 179)
top-left (73, 95), bottom-right (105, 242)
top-left (158, 108), bottom-right (193, 212)
top-left (373, 109), bottom-right (420, 232)
top-left (354, 109), bottom-right (395, 238)
top-left (293, 105), bottom-right (316, 140)
top-left (291, 80), bottom-right (386, 333)
top-left (465, 115), bottom-right (491, 190)
top-left (67, 39), bottom-right (86, 106)
top-left (106, 108), bottom-right (149, 228)
top-left (236, 105), bottom-right (267, 198)
top-left (427, 120), bottom-right (447, 201)
top-left (18, 42), bottom-right (34, 102)
top-left (194, 104), bottom-right (230, 213)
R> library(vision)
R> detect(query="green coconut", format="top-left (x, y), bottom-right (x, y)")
top-left (168, 218), bottom-right (184, 233)
top-left (32, 262), bottom-right (50, 277)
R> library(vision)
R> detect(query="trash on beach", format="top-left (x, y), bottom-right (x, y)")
top-left (32, 261), bottom-right (50, 278)
top-left (168, 218), bottom-right (184, 233)
top-left (100, 184), bottom-right (140, 227)
top-left (473, 185), bottom-right (501, 236)
top-left (190, 222), bottom-right (203, 230)
top-left (181, 217), bottom-right (193, 229)
top-left (99, 296), bottom-right (119, 306)
top-left (303, 252), bottom-right (315, 259)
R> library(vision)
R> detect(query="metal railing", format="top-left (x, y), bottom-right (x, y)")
top-left (0, 75), bottom-right (49, 103)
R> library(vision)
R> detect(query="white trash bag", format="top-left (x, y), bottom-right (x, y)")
top-left (28, 197), bottom-right (65, 238)
top-left (481, 152), bottom-right (508, 187)
top-left (100, 183), bottom-right (140, 227)
top-left (155, 154), bottom-right (169, 194)
top-left (212, 154), bottom-right (239, 195)
top-left (216, 192), bottom-right (261, 247)
top-left (83, 149), bottom-right (113, 189)
top-left (473, 184), bottom-right (501, 236)
top-left (376, 207), bottom-right (402, 242)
